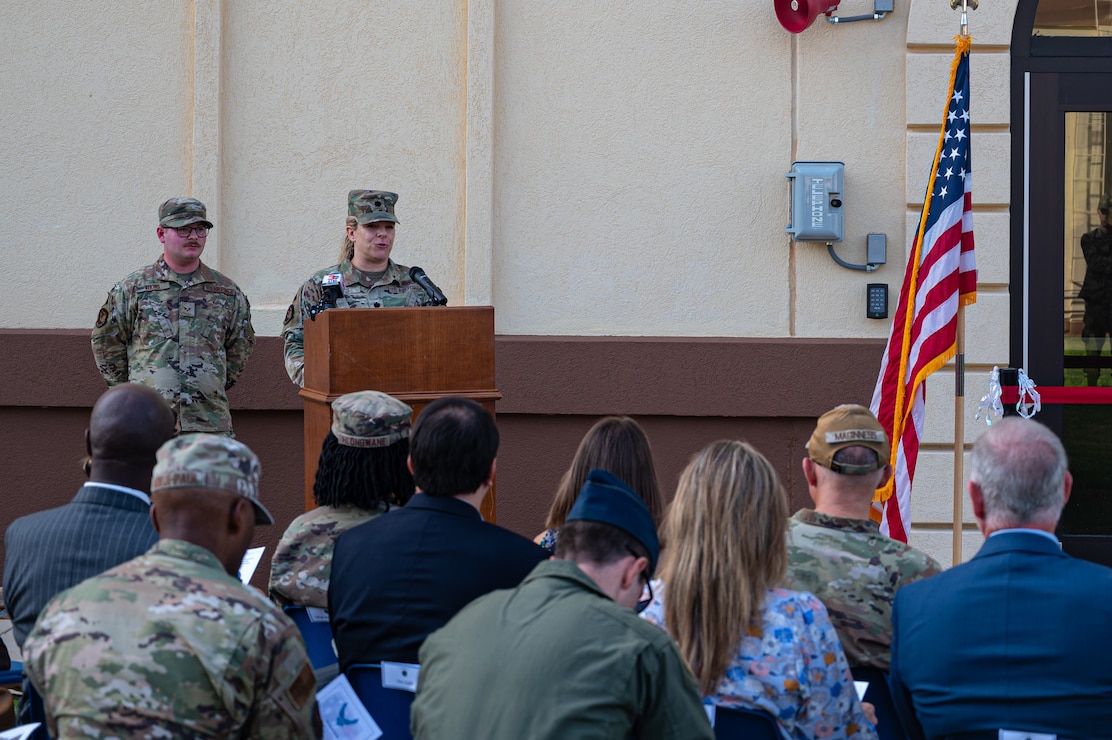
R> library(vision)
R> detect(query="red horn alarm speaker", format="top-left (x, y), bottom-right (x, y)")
top-left (775, 0), bottom-right (840, 33)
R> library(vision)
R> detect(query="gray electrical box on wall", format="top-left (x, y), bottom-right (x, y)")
top-left (786, 161), bottom-right (845, 242)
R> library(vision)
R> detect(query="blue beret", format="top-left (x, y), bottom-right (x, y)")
top-left (566, 468), bottom-right (660, 576)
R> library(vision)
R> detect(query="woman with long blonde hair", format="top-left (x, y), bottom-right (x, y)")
top-left (642, 439), bottom-right (876, 739)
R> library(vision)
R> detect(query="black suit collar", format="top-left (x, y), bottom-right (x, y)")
top-left (403, 492), bottom-right (482, 520)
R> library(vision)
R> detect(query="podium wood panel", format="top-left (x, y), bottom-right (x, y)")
top-left (299, 306), bottom-right (500, 521)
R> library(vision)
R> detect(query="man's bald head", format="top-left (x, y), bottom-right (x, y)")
top-left (88, 384), bottom-right (176, 485)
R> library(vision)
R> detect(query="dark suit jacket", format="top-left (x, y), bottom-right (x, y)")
top-left (329, 493), bottom-right (549, 669)
top-left (890, 530), bottom-right (1112, 739)
top-left (3, 484), bottom-right (159, 647)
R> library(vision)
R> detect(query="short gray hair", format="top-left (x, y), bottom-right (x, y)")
top-left (969, 417), bottom-right (1068, 528)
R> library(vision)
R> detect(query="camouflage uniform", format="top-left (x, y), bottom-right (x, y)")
top-left (783, 509), bottom-right (943, 670)
top-left (269, 504), bottom-right (387, 608)
top-left (281, 258), bottom-right (428, 385)
top-left (91, 257), bottom-right (255, 434)
top-left (23, 538), bottom-right (317, 739)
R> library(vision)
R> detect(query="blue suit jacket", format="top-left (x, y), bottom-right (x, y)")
top-left (890, 530), bottom-right (1112, 739)
top-left (328, 493), bottom-right (549, 670)
top-left (3, 484), bottom-right (159, 647)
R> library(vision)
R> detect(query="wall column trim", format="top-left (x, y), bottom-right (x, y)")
top-left (192, 0), bottom-right (224, 268)
top-left (465, 0), bottom-right (495, 305)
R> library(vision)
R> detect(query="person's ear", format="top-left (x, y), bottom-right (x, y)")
top-left (407, 456), bottom-right (415, 476)
top-left (150, 501), bottom-right (163, 535)
top-left (802, 457), bottom-right (819, 486)
top-left (876, 463), bottom-right (893, 490)
top-left (621, 556), bottom-right (649, 592)
top-left (968, 480), bottom-right (987, 534)
top-left (227, 498), bottom-right (250, 536)
top-left (486, 458), bottom-right (498, 487)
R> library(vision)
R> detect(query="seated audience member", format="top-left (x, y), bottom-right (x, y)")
top-left (784, 404), bottom-right (941, 670)
top-left (4, 383), bottom-right (174, 648)
top-left (269, 390), bottom-right (415, 608)
top-left (3, 384), bottom-right (175, 732)
top-left (535, 415), bottom-right (662, 553)
top-left (23, 435), bottom-right (319, 739)
top-left (890, 417), bottom-right (1112, 738)
top-left (329, 396), bottom-right (548, 669)
top-left (412, 469), bottom-right (713, 740)
top-left (642, 439), bottom-right (878, 740)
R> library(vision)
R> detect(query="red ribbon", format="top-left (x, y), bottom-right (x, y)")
top-left (1000, 386), bottom-right (1112, 404)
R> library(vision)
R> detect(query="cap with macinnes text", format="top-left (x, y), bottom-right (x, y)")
top-left (806, 404), bottom-right (890, 475)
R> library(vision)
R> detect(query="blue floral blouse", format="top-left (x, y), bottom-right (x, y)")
top-left (642, 583), bottom-right (877, 740)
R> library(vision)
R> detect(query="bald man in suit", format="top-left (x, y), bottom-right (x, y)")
top-left (4, 384), bottom-right (176, 733)
top-left (4, 383), bottom-right (177, 648)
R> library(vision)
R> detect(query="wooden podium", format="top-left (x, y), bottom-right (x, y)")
top-left (300, 306), bottom-right (501, 520)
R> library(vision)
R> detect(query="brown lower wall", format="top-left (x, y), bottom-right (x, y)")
top-left (0, 329), bottom-right (884, 589)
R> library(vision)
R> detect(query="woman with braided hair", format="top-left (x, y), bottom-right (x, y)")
top-left (269, 390), bottom-right (415, 608)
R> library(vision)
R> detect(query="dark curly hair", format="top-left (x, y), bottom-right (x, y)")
top-left (312, 432), bottom-right (415, 510)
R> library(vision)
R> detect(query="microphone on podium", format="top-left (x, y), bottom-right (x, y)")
top-left (409, 266), bottom-right (448, 306)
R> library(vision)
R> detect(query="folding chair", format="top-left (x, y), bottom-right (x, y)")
top-left (346, 663), bottom-right (417, 740)
top-left (712, 704), bottom-right (781, 740)
top-left (852, 666), bottom-right (907, 740)
top-left (283, 606), bottom-right (337, 671)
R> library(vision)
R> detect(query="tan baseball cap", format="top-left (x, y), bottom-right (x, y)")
top-left (152, 434), bottom-right (273, 524)
top-left (806, 404), bottom-right (889, 475)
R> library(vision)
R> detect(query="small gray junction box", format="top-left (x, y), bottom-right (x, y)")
top-left (786, 161), bottom-right (845, 242)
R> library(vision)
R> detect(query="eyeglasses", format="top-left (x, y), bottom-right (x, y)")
top-left (170, 226), bottom-right (208, 238)
top-left (636, 577), bottom-right (654, 614)
top-left (627, 545), bottom-right (654, 613)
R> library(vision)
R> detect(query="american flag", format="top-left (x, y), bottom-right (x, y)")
top-left (870, 37), bottom-right (977, 542)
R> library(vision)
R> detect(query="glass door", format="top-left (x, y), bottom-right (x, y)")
top-left (1027, 74), bottom-right (1112, 559)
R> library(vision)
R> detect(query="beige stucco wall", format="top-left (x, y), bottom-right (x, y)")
top-left (1, 1), bottom-right (193, 326)
top-left (2, 0), bottom-right (1020, 566)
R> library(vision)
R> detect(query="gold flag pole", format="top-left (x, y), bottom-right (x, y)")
top-left (954, 311), bottom-right (966, 566)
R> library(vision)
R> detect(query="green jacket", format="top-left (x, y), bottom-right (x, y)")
top-left (412, 559), bottom-right (714, 740)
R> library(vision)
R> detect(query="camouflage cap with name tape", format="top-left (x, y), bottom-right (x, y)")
top-left (152, 434), bottom-right (273, 524)
top-left (331, 390), bottom-right (412, 448)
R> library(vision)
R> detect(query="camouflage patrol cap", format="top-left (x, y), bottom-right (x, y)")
top-left (152, 434), bottom-right (273, 524)
top-left (1100, 195), bottom-right (1112, 215)
top-left (807, 404), bottom-right (890, 475)
top-left (331, 390), bottom-right (412, 448)
top-left (159, 197), bottom-right (214, 229)
top-left (348, 190), bottom-right (400, 225)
